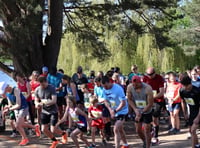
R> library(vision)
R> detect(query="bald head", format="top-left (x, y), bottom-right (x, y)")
top-left (146, 67), bottom-right (155, 74)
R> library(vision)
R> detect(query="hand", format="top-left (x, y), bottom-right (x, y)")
top-left (3, 108), bottom-right (9, 114)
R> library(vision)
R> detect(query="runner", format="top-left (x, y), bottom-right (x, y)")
top-left (94, 77), bottom-right (111, 141)
top-left (180, 76), bottom-right (200, 148)
top-left (101, 76), bottom-right (129, 148)
top-left (72, 66), bottom-right (88, 104)
top-left (127, 76), bottom-right (153, 148)
top-left (191, 69), bottom-right (200, 88)
top-left (40, 66), bottom-right (48, 77)
top-left (143, 67), bottom-right (165, 145)
top-left (128, 65), bottom-right (141, 83)
top-left (88, 95), bottom-right (106, 147)
top-left (15, 73), bottom-right (35, 130)
top-left (30, 71), bottom-right (41, 124)
top-left (34, 76), bottom-right (67, 148)
top-left (0, 81), bottom-right (41, 146)
top-left (97, 71), bottom-right (104, 78)
top-left (165, 72), bottom-right (182, 134)
top-left (56, 96), bottom-right (92, 148)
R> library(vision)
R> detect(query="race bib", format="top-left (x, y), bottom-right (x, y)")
top-left (135, 100), bottom-right (146, 108)
top-left (77, 85), bottom-right (82, 90)
top-left (72, 116), bottom-right (79, 122)
top-left (167, 91), bottom-right (174, 99)
top-left (91, 110), bottom-right (101, 118)
top-left (185, 98), bottom-right (195, 105)
top-left (22, 92), bottom-right (28, 98)
top-left (84, 102), bottom-right (91, 109)
top-left (98, 98), bottom-right (105, 103)
top-left (153, 90), bottom-right (157, 97)
top-left (110, 100), bottom-right (116, 108)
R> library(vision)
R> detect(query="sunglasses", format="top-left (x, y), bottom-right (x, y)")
top-left (147, 72), bottom-right (155, 76)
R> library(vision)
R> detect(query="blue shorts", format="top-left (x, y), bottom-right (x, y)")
top-left (168, 103), bottom-right (181, 112)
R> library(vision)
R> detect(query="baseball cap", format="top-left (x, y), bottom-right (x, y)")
top-left (132, 75), bottom-right (141, 83)
top-left (0, 81), bottom-right (8, 95)
top-left (42, 66), bottom-right (48, 72)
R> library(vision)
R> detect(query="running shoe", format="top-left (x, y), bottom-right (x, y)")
top-left (175, 128), bottom-right (180, 134)
top-left (19, 138), bottom-right (29, 146)
top-left (61, 132), bottom-right (68, 144)
top-left (195, 144), bottom-right (200, 148)
top-left (151, 138), bottom-right (159, 146)
top-left (91, 144), bottom-right (96, 147)
top-left (102, 139), bottom-right (107, 146)
top-left (168, 128), bottom-right (176, 134)
top-left (35, 124), bottom-right (41, 137)
top-left (187, 132), bottom-right (191, 139)
top-left (50, 140), bottom-right (59, 148)
top-left (121, 145), bottom-right (129, 148)
top-left (10, 132), bottom-right (17, 138)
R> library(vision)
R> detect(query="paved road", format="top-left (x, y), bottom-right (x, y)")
top-left (0, 119), bottom-right (197, 148)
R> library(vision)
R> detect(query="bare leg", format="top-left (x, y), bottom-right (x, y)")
top-left (144, 123), bottom-right (151, 148)
top-left (41, 124), bottom-right (54, 139)
top-left (191, 125), bottom-right (198, 148)
top-left (174, 109), bottom-right (180, 130)
top-left (114, 120), bottom-right (127, 148)
top-left (79, 132), bottom-right (90, 147)
top-left (91, 127), bottom-right (96, 144)
top-left (15, 117), bottom-right (28, 140)
top-left (70, 128), bottom-right (82, 148)
top-left (170, 112), bottom-right (175, 128)
top-left (135, 122), bottom-right (145, 142)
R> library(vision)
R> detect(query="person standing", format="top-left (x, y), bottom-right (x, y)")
top-left (165, 72), bottom-right (182, 134)
top-left (0, 82), bottom-right (41, 146)
top-left (35, 77), bottom-right (67, 148)
top-left (101, 76), bottom-right (129, 148)
top-left (143, 67), bottom-right (164, 145)
top-left (127, 76), bottom-right (153, 148)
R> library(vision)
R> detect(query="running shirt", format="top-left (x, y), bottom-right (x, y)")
top-left (88, 105), bottom-right (103, 119)
top-left (87, 82), bottom-right (95, 94)
top-left (47, 73), bottom-right (63, 97)
top-left (127, 83), bottom-right (152, 114)
top-left (180, 86), bottom-right (200, 114)
top-left (128, 72), bottom-right (141, 81)
top-left (192, 80), bottom-right (200, 88)
top-left (30, 80), bottom-right (40, 100)
top-left (102, 84), bottom-right (128, 116)
top-left (94, 86), bottom-right (104, 103)
top-left (66, 84), bottom-right (80, 101)
top-left (83, 93), bottom-right (92, 109)
top-left (35, 84), bottom-right (57, 114)
top-left (17, 81), bottom-right (31, 102)
top-left (166, 82), bottom-right (182, 104)
top-left (143, 74), bottom-right (164, 103)
top-left (68, 108), bottom-right (87, 127)
top-left (6, 87), bottom-right (28, 110)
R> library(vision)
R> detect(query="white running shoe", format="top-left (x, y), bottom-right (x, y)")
top-left (10, 132), bottom-right (17, 138)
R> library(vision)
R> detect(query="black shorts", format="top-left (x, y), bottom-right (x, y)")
top-left (188, 111), bottom-right (199, 126)
top-left (152, 102), bottom-right (165, 118)
top-left (138, 112), bottom-right (152, 124)
top-left (114, 114), bottom-right (127, 123)
top-left (57, 97), bottom-right (66, 106)
top-left (9, 111), bottom-right (16, 120)
top-left (41, 113), bottom-right (58, 126)
top-left (77, 125), bottom-right (87, 133)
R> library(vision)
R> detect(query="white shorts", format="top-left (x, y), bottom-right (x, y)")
top-left (14, 107), bottom-right (29, 119)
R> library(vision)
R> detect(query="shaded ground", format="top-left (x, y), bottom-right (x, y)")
top-left (0, 118), bottom-right (197, 148)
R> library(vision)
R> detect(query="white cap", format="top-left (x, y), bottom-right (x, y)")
top-left (0, 81), bottom-right (8, 95)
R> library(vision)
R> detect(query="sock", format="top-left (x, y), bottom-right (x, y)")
top-left (51, 137), bottom-right (57, 141)
top-left (13, 129), bottom-right (17, 133)
top-left (154, 126), bottom-right (159, 138)
top-left (123, 144), bottom-right (129, 146)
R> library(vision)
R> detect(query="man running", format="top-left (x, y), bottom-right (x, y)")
top-left (127, 76), bottom-right (153, 148)
top-left (0, 81), bottom-right (41, 146)
top-left (35, 77), bottom-right (67, 148)
top-left (143, 67), bottom-right (164, 145)
top-left (101, 76), bottom-right (129, 148)
top-left (180, 76), bottom-right (200, 148)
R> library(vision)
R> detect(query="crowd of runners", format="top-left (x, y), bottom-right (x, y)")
top-left (0, 65), bottom-right (200, 148)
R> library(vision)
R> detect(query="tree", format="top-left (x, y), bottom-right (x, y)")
top-left (0, 0), bottom-right (181, 75)
top-left (0, 0), bottom-right (63, 75)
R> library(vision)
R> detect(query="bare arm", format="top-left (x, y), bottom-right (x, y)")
top-left (127, 85), bottom-right (138, 114)
top-left (154, 87), bottom-right (164, 99)
top-left (43, 95), bottom-right (57, 106)
top-left (181, 99), bottom-right (188, 119)
top-left (71, 83), bottom-right (77, 97)
top-left (142, 85), bottom-right (154, 113)
top-left (26, 81), bottom-right (31, 99)
top-left (56, 107), bottom-right (69, 126)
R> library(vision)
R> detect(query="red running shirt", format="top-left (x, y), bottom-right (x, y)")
top-left (17, 81), bottom-right (32, 102)
top-left (88, 105), bottom-right (104, 129)
top-left (143, 74), bottom-right (164, 103)
top-left (166, 82), bottom-right (182, 104)
top-left (87, 83), bottom-right (95, 95)
top-left (30, 80), bottom-right (40, 100)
